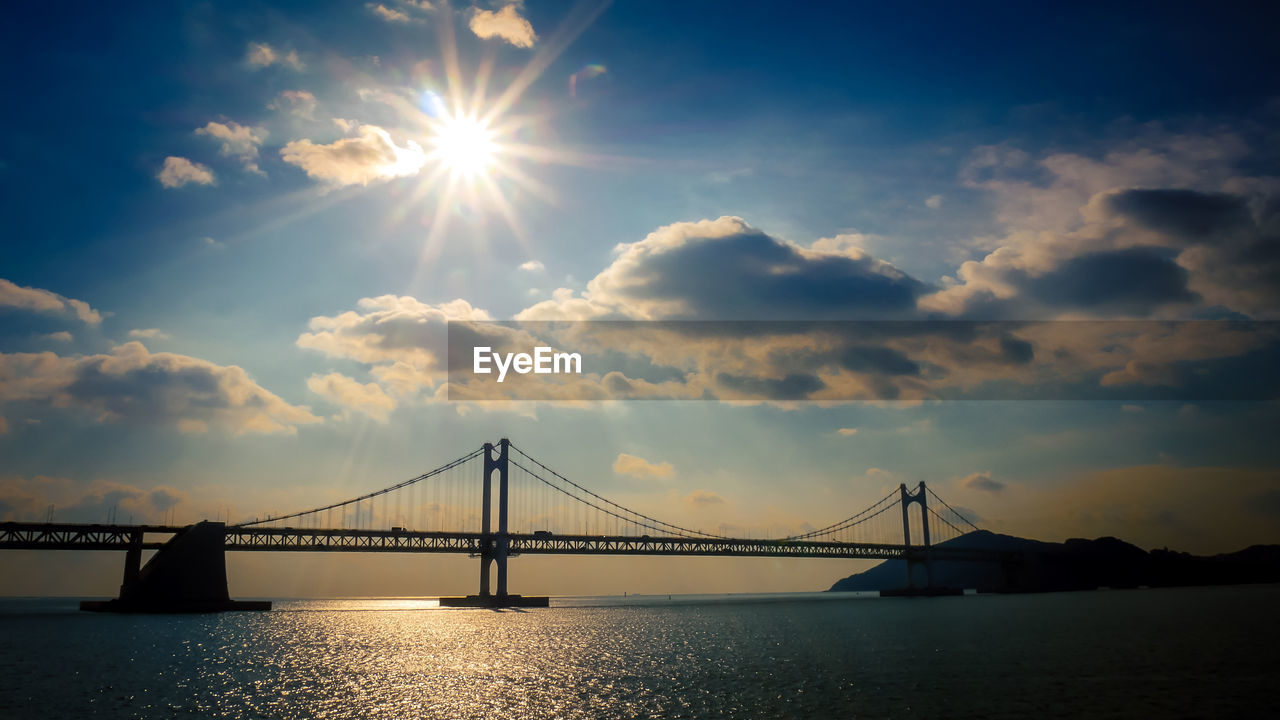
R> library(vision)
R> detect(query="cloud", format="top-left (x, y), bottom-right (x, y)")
top-left (925, 194), bottom-right (944, 209)
top-left (519, 260), bottom-right (545, 272)
top-left (367, 3), bottom-right (410, 22)
top-left (128, 328), bottom-right (170, 340)
top-left (281, 123), bottom-right (427, 186)
top-left (245, 42), bottom-right (303, 71)
top-left (959, 471), bottom-right (1005, 494)
top-left (157, 156), bottom-right (215, 188)
top-left (836, 427), bottom-right (858, 436)
top-left (297, 296), bottom-right (491, 395)
top-left (0, 416), bottom-right (7, 435)
top-left (922, 132), bottom-right (1280, 319)
top-left (43, 332), bottom-right (72, 343)
top-left (196, 121), bottom-right (266, 175)
top-left (0, 475), bottom-right (190, 524)
top-left (307, 372), bottom-right (397, 422)
top-left (0, 342), bottom-right (321, 435)
top-left (0, 278), bottom-right (102, 324)
top-left (612, 453), bottom-right (675, 479)
top-left (268, 90), bottom-right (318, 119)
top-left (684, 490), bottom-right (724, 508)
top-left (469, 4), bottom-right (537, 48)
top-left (519, 216), bottom-right (924, 321)
top-left (1121, 404), bottom-right (1144, 413)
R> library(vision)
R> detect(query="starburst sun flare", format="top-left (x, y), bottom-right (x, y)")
top-left (431, 114), bottom-right (497, 177)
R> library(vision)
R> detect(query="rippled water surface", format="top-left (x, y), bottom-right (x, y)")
top-left (1, 586), bottom-right (1276, 719)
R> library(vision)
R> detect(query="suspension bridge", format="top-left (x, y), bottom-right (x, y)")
top-left (0, 439), bottom-right (999, 609)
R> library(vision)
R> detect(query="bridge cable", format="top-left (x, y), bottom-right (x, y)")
top-left (926, 487), bottom-right (982, 532)
top-left (233, 448), bottom-right (486, 527)
top-left (508, 445), bottom-right (733, 539)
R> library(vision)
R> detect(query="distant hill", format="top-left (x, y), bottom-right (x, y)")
top-left (829, 530), bottom-right (1280, 593)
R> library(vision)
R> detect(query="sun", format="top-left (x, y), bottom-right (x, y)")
top-left (431, 114), bottom-right (497, 177)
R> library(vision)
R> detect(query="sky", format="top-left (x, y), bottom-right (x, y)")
top-left (2, 0), bottom-right (1280, 597)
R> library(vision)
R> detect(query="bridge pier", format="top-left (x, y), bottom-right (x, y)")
top-left (81, 521), bottom-right (270, 613)
top-left (440, 439), bottom-right (548, 608)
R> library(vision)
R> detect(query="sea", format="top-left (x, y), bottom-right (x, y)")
top-left (1, 585), bottom-right (1276, 719)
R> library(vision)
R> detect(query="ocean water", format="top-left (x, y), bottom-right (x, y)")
top-left (1, 586), bottom-right (1275, 719)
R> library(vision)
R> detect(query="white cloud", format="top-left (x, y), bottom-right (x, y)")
top-left (612, 453), bottom-right (675, 479)
top-left (297, 296), bottom-right (491, 394)
top-left (157, 156), bottom-right (215, 188)
top-left (836, 427), bottom-right (858, 436)
top-left (281, 124), bottom-right (427, 186)
top-left (0, 278), bottom-right (102, 324)
top-left (469, 4), bottom-right (537, 48)
top-left (245, 42), bottom-right (303, 70)
top-left (367, 3), bottom-right (410, 22)
top-left (196, 121), bottom-right (266, 175)
top-left (519, 260), bottom-right (545, 272)
top-left (307, 372), bottom-right (397, 422)
top-left (128, 328), bottom-right (170, 340)
top-left (925, 194), bottom-right (944, 209)
top-left (0, 343), bottom-right (320, 435)
top-left (43, 332), bottom-right (72, 343)
top-left (267, 90), bottom-right (317, 119)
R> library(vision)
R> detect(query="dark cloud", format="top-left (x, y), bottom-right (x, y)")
top-left (1027, 247), bottom-right (1196, 313)
top-left (524, 217), bottom-right (927, 321)
top-left (715, 371), bottom-right (826, 400)
top-left (1106, 189), bottom-right (1250, 241)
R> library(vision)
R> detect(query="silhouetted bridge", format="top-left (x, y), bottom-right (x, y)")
top-left (0, 439), bottom-right (1000, 609)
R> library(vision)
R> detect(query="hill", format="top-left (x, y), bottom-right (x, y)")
top-left (829, 530), bottom-right (1280, 593)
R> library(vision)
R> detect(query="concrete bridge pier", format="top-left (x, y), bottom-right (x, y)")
top-left (81, 521), bottom-right (269, 613)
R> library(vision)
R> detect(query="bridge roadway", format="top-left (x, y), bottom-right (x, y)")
top-left (0, 521), bottom-right (998, 562)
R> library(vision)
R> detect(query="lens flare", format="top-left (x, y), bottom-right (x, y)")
top-left (432, 114), bottom-right (497, 176)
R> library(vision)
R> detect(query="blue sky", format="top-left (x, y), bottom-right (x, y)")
top-left (2, 1), bottom-right (1279, 595)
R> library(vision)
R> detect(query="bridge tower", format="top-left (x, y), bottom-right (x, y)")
top-left (899, 482), bottom-right (933, 588)
top-left (443, 438), bottom-right (548, 607)
top-left (479, 438), bottom-right (511, 598)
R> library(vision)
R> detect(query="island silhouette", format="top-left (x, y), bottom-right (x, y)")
top-left (830, 530), bottom-right (1280, 594)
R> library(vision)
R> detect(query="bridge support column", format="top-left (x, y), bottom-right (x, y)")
top-left (442, 438), bottom-right (548, 608)
top-left (900, 482), bottom-right (932, 589)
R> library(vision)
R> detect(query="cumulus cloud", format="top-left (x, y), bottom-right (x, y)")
top-left (0, 342), bottom-right (320, 434)
top-left (613, 453), bottom-right (675, 479)
top-left (157, 156), bottom-right (215, 188)
top-left (959, 471), bottom-right (1005, 494)
top-left (922, 133), bottom-right (1280, 319)
top-left (196, 121), bottom-right (266, 175)
top-left (519, 216), bottom-right (924, 321)
top-left (469, 4), bottom-right (537, 48)
top-left (268, 90), bottom-right (317, 118)
top-left (246, 42), bottom-right (303, 70)
top-left (128, 328), bottom-right (170, 340)
top-left (281, 123), bottom-right (427, 186)
top-left (297, 296), bottom-right (491, 395)
top-left (0, 278), bottom-right (102, 324)
top-left (307, 372), bottom-right (397, 422)
top-left (519, 260), bottom-right (545, 272)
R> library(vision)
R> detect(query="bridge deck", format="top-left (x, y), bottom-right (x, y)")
top-left (0, 522), bottom-right (998, 561)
